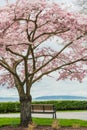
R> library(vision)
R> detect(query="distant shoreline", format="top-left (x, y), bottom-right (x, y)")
top-left (0, 95), bottom-right (87, 102)
top-left (0, 97), bottom-right (19, 102)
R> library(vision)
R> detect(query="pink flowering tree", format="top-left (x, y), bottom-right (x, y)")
top-left (0, 0), bottom-right (87, 127)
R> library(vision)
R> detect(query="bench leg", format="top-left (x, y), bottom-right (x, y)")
top-left (55, 113), bottom-right (57, 118)
top-left (53, 113), bottom-right (56, 118)
top-left (53, 114), bottom-right (54, 118)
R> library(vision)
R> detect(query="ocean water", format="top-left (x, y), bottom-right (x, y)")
top-left (0, 95), bottom-right (87, 102)
top-left (0, 97), bottom-right (19, 102)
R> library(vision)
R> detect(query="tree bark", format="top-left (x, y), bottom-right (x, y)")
top-left (20, 95), bottom-right (32, 127)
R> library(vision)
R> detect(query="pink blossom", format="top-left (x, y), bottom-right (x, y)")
top-left (0, 0), bottom-right (87, 88)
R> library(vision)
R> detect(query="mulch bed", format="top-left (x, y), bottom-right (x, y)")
top-left (0, 126), bottom-right (87, 130)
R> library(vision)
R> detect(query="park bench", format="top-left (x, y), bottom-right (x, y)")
top-left (31, 104), bottom-right (56, 118)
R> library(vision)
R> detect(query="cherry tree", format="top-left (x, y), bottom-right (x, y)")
top-left (0, 0), bottom-right (87, 127)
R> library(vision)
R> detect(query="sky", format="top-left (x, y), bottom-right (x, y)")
top-left (0, 0), bottom-right (87, 99)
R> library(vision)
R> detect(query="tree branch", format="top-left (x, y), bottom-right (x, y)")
top-left (30, 31), bottom-right (87, 76)
top-left (32, 57), bottom-right (86, 83)
top-left (6, 46), bottom-right (24, 58)
top-left (33, 28), bottom-right (69, 42)
top-left (0, 59), bottom-right (16, 75)
top-left (30, 45), bottom-right (36, 71)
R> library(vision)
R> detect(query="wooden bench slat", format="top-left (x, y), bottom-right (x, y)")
top-left (31, 104), bottom-right (56, 118)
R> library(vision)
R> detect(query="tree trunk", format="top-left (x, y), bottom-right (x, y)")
top-left (20, 96), bottom-right (32, 127)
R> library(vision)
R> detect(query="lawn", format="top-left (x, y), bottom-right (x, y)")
top-left (0, 118), bottom-right (87, 127)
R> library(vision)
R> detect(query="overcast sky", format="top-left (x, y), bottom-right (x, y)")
top-left (0, 0), bottom-right (87, 99)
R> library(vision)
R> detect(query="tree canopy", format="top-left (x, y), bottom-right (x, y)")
top-left (0, 0), bottom-right (87, 88)
top-left (1, 0), bottom-right (87, 126)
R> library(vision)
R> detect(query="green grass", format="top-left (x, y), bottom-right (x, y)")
top-left (33, 118), bottom-right (87, 127)
top-left (59, 119), bottom-right (87, 127)
top-left (0, 118), bottom-right (20, 127)
top-left (0, 118), bottom-right (87, 127)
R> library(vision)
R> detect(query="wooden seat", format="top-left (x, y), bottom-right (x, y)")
top-left (31, 104), bottom-right (56, 118)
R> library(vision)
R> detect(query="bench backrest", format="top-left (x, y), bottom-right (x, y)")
top-left (31, 104), bottom-right (55, 112)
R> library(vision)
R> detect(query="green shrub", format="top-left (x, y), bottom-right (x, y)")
top-left (0, 100), bottom-right (87, 113)
top-left (0, 102), bottom-right (20, 113)
top-left (32, 100), bottom-right (87, 111)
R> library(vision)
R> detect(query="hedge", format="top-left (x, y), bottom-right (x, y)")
top-left (0, 102), bottom-right (20, 113)
top-left (33, 100), bottom-right (87, 110)
top-left (0, 100), bottom-right (87, 113)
